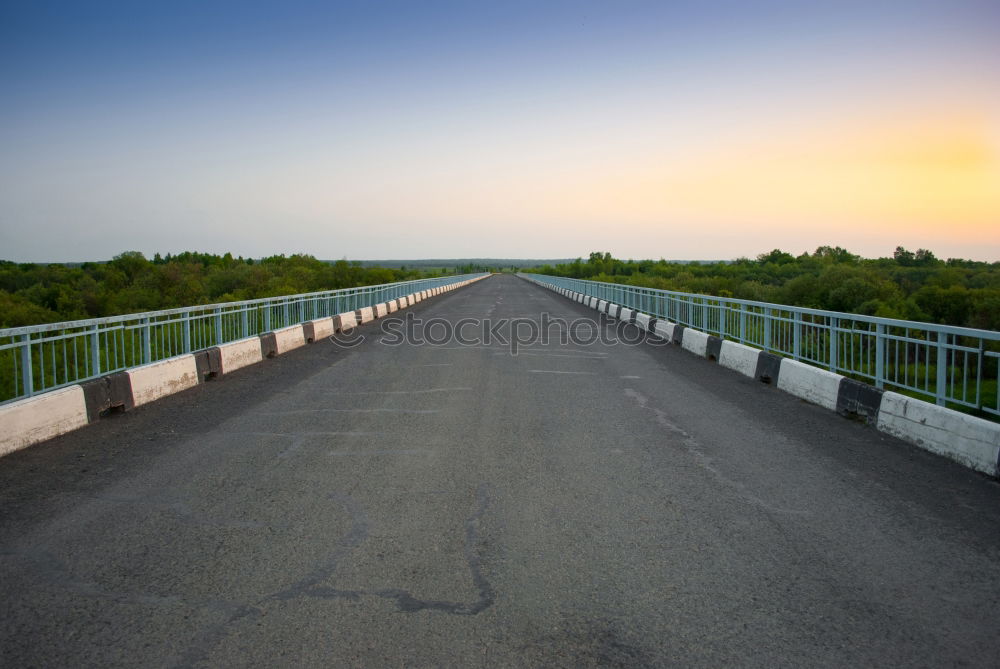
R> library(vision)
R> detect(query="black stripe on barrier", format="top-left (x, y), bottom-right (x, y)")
top-left (754, 351), bottom-right (782, 385)
top-left (194, 347), bottom-right (222, 381)
top-left (706, 336), bottom-right (723, 361)
top-left (609, 305), bottom-right (621, 319)
top-left (80, 372), bottom-right (134, 422)
top-left (260, 332), bottom-right (278, 358)
top-left (302, 321), bottom-right (316, 343)
top-left (836, 378), bottom-right (884, 424)
top-left (671, 325), bottom-right (685, 346)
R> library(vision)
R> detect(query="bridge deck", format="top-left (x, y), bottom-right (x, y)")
top-left (2, 274), bottom-right (999, 666)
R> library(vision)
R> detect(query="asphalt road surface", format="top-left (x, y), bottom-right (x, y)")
top-left (2, 274), bottom-right (999, 667)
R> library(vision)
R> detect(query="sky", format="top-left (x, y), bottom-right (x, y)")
top-left (1, 0), bottom-right (998, 262)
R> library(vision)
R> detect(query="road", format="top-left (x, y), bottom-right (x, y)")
top-left (2, 273), bottom-right (999, 667)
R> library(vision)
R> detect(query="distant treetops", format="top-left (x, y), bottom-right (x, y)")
top-left (0, 252), bottom-right (453, 328)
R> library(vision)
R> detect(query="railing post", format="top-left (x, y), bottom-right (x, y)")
top-left (763, 310), bottom-right (771, 352)
top-left (90, 325), bottom-right (101, 376)
top-left (975, 339), bottom-right (984, 410)
top-left (793, 311), bottom-right (801, 360)
top-left (875, 323), bottom-right (885, 388)
top-left (936, 330), bottom-right (948, 406)
top-left (182, 312), bottom-right (191, 352)
top-left (20, 334), bottom-right (33, 397)
top-left (829, 317), bottom-right (838, 371)
top-left (214, 308), bottom-right (223, 346)
top-left (141, 318), bottom-right (151, 364)
top-left (241, 308), bottom-right (249, 338)
top-left (263, 303), bottom-right (271, 332)
top-left (739, 304), bottom-right (746, 344)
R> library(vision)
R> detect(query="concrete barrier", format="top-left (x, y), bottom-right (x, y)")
top-left (681, 328), bottom-right (709, 357)
top-left (777, 359), bottom-right (842, 411)
top-left (217, 337), bottom-right (264, 374)
top-left (336, 311), bottom-right (358, 331)
top-left (652, 320), bottom-right (676, 341)
top-left (374, 303), bottom-right (388, 318)
top-left (80, 372), bottom-right (134, 420)
top-left (597, 300), bottom-right (607, 312)
top-left (718, 340), bottom-right (761, 378)
top-left (877, 392), bottom-right (1000, 476)
top-left (387, 300), bottom-right (398, 313)
top-left (127, 355), bottom-right (199, 407)
top-left (635, 313), bottom-right (651, 330)
top-left (356, 306), bottom-right (375, 324)
top-left (273, 324), bottom-right (306, 355)
top-left (309, 317), bottom-right (336, 341)
top-left (0, 385), bottom-right (89, 457)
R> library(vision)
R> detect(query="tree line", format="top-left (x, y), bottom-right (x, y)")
top-left (531, 247), bottom-right (1000, 331)
top-left (0, 252), bottom-right (454, 328)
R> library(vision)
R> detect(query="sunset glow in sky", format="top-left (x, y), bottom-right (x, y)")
top-left (1, 1), bottom-right (998, 262)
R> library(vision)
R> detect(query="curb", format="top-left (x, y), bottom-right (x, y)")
top-left (525, 276), bottom-right (1000, 478)
top-left (0, 275), bottom-right (490, 459)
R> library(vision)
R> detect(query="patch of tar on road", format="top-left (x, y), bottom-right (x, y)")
top-left (624, 388), bottom-right (809, 516)
top-left (296, 483), bottom-right (496, 616)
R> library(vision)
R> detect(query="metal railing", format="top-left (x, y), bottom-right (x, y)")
top-left (1, 273), bottom-right (488, 404)
top-left (522, 274), bottom-right (1000, 418)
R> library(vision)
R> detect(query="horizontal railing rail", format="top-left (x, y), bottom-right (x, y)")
top-left (522, 273), bottom-right (1000, 418)
top-left (1, 273), bottom-right (488, 404)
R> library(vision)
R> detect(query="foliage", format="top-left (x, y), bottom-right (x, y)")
top-left (0, 252), bottom-right (453, 327)
top-left (531, 248), bottom-right (1000, 331)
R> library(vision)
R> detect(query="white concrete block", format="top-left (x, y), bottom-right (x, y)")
top-left (635, 313), bottom-right (651, 330)
top-left (127, 355), bottom-right (199, 407)
top-left (597, 300), bottom-right (607, 312)
top-left (718, 340), bottom-right (761, 378)
top-left (337, 311), bottom-right (358, 330)
top-left (877, 392), bottom-right (1000, 476)
top-left (777, 358), bottom-right (842, 411)
top-left (0, 385), bottom-right (89, 457)
top-left (652, 320), bottom-right (676, 341)
top-left (681, 328), bottom-right (709, 357)
top-left (588, 297), bottom-right (598, 308)
top-left (374, 303), bottom-right (388, 318)
top-left (357, 306), bottom-right (375, 323)
top-left (273, 325), bottom-right (306, 354)
top-left (387, 300), bottom-right (398, 313)
top-left (310, 317), bottom-right (335, 340)
top-left (217, 336), bottom-right (264, 374)
top-left (619, 308), bottom-right (634, 322)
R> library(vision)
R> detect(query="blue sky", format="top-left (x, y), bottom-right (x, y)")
top-left (2, 1), bottom-right (998, 261)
